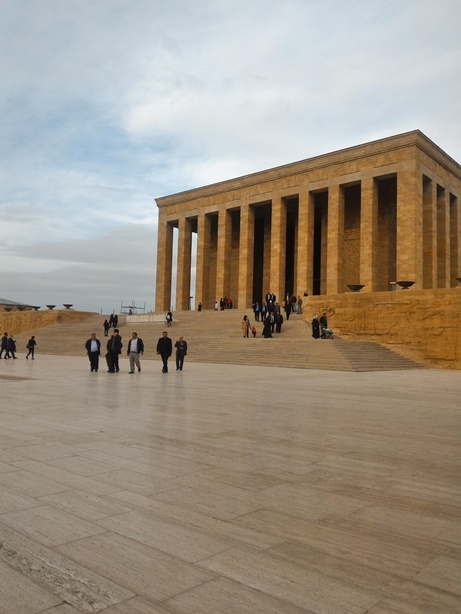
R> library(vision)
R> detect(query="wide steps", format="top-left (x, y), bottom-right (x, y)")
top-left (11, 309), bottom-right (424, 372)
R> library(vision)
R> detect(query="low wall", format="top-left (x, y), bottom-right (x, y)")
top-left (127, 313), bottom-right (169, 323)
top-left (0, 310), bottom-right (97, 336)
top-left (303, 288), bottom-right (461, 369)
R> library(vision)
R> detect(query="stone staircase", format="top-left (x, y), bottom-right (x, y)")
top-left (10, 308), bottom-right (424, 372)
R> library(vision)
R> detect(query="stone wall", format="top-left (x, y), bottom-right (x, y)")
top-left (303, 288), bottom-right (461, 369)
top-left (0, 310), bottom-right (97, 336)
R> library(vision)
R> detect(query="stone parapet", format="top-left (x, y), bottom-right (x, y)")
top-left (126, 313), bottom-right (169, 323)
top-left (303, 288), bottom-right (461, 369)
top-left (0, 310), bottom-right (97, 336)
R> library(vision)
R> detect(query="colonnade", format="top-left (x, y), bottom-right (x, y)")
top-left (155, 133), bottom-right (460, 311)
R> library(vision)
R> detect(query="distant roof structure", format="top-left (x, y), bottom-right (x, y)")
top-left (0, 298), bottom-right (36, 309)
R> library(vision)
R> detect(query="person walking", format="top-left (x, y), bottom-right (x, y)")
top-left (26, 336), bottom-right (36, 359)
top-left (262, 317), bottom-right (273, 338)
top-left (0, 332), bottom-right (9, 358)
top-left (275, 312), bottom-right (284, 333)
top-left (312, 315), bottom-right (321, 339)
top-left (85, 333), bottom-right (101, 372)
top-left (127, 332), bottom-right (144, 373)
top-left (242, 315), bottom-right (250, 338)
top-left (103, 319), bottom-right (110, 336)
top-left (7, 336), bottom-right (17, 359)
top-left (174, 336), bottom-right (188, 371)
top-left (106, 329), bottom-right (123, 372)
top-left (156, 331), bottom-right (172, 373)
top-left (297, 296), bottom-right (303, 314)
top-left (284, 299), bottom-right (291, 321)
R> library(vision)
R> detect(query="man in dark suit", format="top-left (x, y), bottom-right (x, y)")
top-left (156, 331), bottom-right (172, 373)
top-left (85, 333), bottom-right (101, 372)
top-left (106, 329), bottom-right (123, 373)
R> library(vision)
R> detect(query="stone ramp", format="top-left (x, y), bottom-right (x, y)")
top-left (11, 308), bottom-right (424, 372)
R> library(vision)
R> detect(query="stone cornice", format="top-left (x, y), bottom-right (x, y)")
top-left (155, 130), bottom-right (461, 208)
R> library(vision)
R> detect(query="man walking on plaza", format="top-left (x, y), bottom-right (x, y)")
top-left (156, 331), bottom-right (172, 373)
top-left (85, 333), bottom-right (101, 372)
top-left (127, 331), bottom-right (144, 373)
top-left (7, 335), bottom-right (17, 359)
top-left (106, 328), bottom-right (123, 372)
top-left (0, 332), bottom-right (9, 358)
top-left (174, 336), bottom-right (188, 371)
top-left (26, 335), bottom-right (37, 359)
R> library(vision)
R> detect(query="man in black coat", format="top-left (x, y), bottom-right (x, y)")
top-left (7, 336), bottom-right (17, 359)
top-left (106, 329), bottom-right (123, 373)
top-left (0, 332), bottom-right (9, 358)
top-left (156, 331), bottom-right (172, 373)
top-left (85, 333), bottom-right (101, 372)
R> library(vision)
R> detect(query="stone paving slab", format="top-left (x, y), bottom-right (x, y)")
top-left (0, 354), bottom-right (460, 613)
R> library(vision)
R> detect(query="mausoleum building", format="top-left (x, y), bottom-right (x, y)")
top-left (155, 131), bottom-right (461, 311)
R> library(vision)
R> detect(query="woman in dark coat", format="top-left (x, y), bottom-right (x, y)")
top-left (262, 317), bottom-right (272, 338)
top-left (312, 315), bottom-right (320, 339)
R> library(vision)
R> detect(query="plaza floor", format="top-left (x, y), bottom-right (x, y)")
top-left (0, 354), bottom-right (460, 613)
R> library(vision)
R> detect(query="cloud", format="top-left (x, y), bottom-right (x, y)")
top-left (0, 224), bottom-right (157, 312)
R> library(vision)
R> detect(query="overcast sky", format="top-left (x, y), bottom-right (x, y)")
top-left (1, 0), bottom-right (460, 313)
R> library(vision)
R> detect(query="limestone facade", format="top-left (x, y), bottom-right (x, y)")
top-left (155, 131), bottom-right (461, 311)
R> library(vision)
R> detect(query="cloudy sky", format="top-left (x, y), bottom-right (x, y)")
top-left (1, 0), bottom-right (460, 313)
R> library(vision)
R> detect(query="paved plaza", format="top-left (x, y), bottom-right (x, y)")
top-left (0, 354), bottom-right (460, 613)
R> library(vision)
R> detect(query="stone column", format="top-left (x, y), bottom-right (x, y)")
top-left (195, 213), bottom-right (211, 308)
top-left (423, 177), bottom-right (437, 289)
top-left (296, 189), bottom-right (314, 296)
top-left (396, 166), bottom-right (423, 287)
top-left (263, 210), bottom-right (271, 295)
top-left (216, 207), bottom-right (232, 301)
top-left (437, 186), bottom-right (450, 288)
top-left (176, 216), bottom-right (192, 310)
top-left (238, 202), bottom-right (254, 308)
top-left (450, 193), bottom-right (460, 287)
top-left (327, 184), bottom-right (345, 294)
top-left (155, 217), bottom-right (174, 311)
top-left (270, 194), bottom-right (286, 301)
top-left (360, 177), bottom-right (378, 292)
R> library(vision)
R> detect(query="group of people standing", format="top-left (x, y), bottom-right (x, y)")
top-left (244, 291), bottom-right (305, 339)
top-left (311, 312), bottom-right (331, 339)
top-left (252, 293), bottom-right (304, 323)
top-left (85, 325), bottom-right (188, 374)
top-left (243, 293), bottom-right (332, 341)
top-left (219, 297), bottom-right (233, 310)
